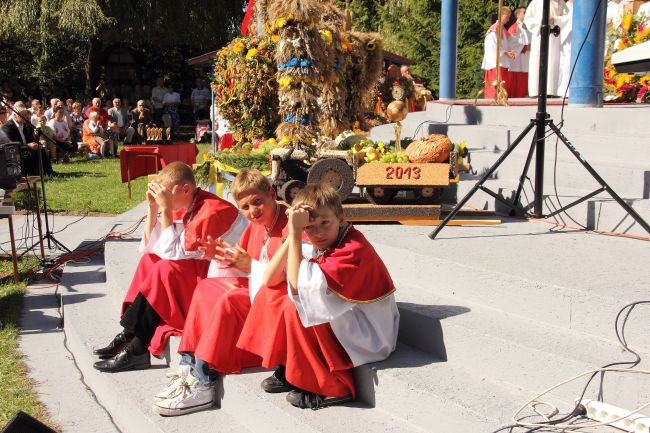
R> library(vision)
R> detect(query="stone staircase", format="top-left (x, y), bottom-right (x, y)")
top-left (369, 102), bottom-right (650, 236)
top-left (56, 203), bottom-right (650, 433)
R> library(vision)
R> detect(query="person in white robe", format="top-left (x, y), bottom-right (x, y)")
top-left (557, 0), bottom-right (574, 97)
top-left (524, 0), bottom-right (570, 96)
top-left (508, 7), bottom-right (532, 98)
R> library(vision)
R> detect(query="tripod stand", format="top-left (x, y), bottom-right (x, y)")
top-left (0, 94), bottom-right (71, 254)
top-left (429, 0), bottom-right (650, 239)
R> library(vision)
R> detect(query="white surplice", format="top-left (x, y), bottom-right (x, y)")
top-left (287, 243), bottom-right (399, 367)
top-left (481, 27), bottom-right (513, 71)
top-left (524, 0), bottom-right (570, 96)
top-left (510, 20), bottom-right (532, 73)
top-left (557, 2), bottom-right (574, 97)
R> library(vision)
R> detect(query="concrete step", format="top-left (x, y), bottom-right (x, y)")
top-left (62, 255), bottom-right (500, 432)
top-left (425, 102), bottom-right (650, 138)
top-left (356, 224), bottom-right (650, 353)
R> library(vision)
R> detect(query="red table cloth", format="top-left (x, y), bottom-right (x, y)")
top-left (120, 142), bottom-right (199, 183)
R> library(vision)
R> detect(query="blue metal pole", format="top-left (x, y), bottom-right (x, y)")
top-left (439, 0), bottom-right (459, 100)
top-left (569, 0), bottom-right (607, 106)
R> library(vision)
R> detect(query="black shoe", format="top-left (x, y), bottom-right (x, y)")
top-left (93, 331), bottom-right (133, 359)
top-left (286, 389), bottom-right (352, 410)
top-left (261, 366), bottom-right (293, 393)
top-left (93, 348), bottom-right (150, 373)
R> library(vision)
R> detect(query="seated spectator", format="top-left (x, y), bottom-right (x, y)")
top-left (36, 114), bottom-right (58, 162)
top-left (69, 102), bottom-right (85, 148)
top-left (108, 97), bottom-right (129, 141)
top-left (31, 106), bottom-right (45, 127)
top-left (65, 98), bottom-right (74, 116)
top-left (48, 107), bottom-right (76, 162)
top-left (1, 106), bottom-right (55, 176)
top-left (126, 99), bottom-right (153, 144)
top-left (85, 97), bottom-right (109, 128)
top-left (44, 98), bottom-right (59, 121)
top-left (82, 111), bottom-right (113, 159)
top-left (29, 99), bottom-right (41, 115)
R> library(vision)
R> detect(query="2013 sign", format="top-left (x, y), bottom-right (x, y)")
top-left (386, 166), bottom-right (421, 180)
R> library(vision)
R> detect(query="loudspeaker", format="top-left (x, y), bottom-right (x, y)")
top-left (1, 411), bottom-right (57, 433)
top-left (0, 142), bottom-right (24, 189)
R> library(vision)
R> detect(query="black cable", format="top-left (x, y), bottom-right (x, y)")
top-left (551, 135), bottom-right (587, 228)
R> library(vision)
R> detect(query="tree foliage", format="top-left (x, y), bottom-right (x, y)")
top-left (0, 0), bottom-right (245, 99)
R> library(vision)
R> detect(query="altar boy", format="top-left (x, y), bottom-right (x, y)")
top-left (93, 162), bottom-right (247, 373)
top-left (152, 169), bottom-right (289, 416)
top-left (238, 184), bottom-right (400, 409)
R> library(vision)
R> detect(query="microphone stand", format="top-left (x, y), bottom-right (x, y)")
top-left (0, 93), bottom-right (71, 254)
top-left (429, 0), bottom-right (650, 239)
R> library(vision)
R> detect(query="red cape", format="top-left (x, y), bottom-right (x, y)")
top-left (174, 189), bottom-right (240, 252)
top-left (311, 226), bottom-right (395, 303)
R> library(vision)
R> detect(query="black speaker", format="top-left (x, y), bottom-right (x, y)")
top-left (1, 411), bottom-right (57, 433)
top-left (0, 142), bottom-right (24, 189)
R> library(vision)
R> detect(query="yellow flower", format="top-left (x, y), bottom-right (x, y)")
top-left (267, 138), bottom-right (278, 146)
top-left (635, 28), bottom-right (650, 45)
top-left (271, 34), bottom-right (279, 43)
top-left (277, 76), bottom-right (293, 89)
top-left (232, 41), bottom-right (245, 54)
top-left (245, 48), bottom-right (258, 60)
top-left (202, 153), bottom-right (211, 162)
top-left (640, 76), bottom-right (650, 87)
top-left (280, 136), bottom-right (291, 146)
top-left (622, 13), bottom-right (632, 32)
top-left (616, 73), bottom-right (632, 88)
top-left (319, 29), bottom-right (333, 45)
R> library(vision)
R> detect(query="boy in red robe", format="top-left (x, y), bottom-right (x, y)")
top-left (238, 184), bottom-right (400, 409)
top-left (152, 169), bottom-right (289, 416)
top-left (93, 162), bottom-right (247, 373)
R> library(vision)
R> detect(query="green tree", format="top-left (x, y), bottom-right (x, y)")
top-left (0, 0), bottom-right (245, 98)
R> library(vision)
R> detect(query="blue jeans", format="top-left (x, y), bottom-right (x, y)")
top-left (180, 353), bottom-right (218, 386)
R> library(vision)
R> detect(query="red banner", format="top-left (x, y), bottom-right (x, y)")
top-left (241, 0), bottom-right (256, 35)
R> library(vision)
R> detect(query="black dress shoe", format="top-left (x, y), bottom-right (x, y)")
top-left (93, 348), bottom-right (150, 373)
top-left (261, 366), bottom-right (293, 393)
top-left (93, 331), bottom-right (133, 359)
top-left (286, 389), bottom-right (352, 410)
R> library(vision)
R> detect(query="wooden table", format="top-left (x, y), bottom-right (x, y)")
top-left (1, 177), bottom-right (44, 282)
top-left (119, 143), bottom-right (199, 198)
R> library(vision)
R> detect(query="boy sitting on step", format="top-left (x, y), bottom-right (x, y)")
top-left (93, 162), bottom-right (247, 373)
top-left (237, 184), bottom-right (400, 409)
top-left (152, 169), bottom-right (290, 416)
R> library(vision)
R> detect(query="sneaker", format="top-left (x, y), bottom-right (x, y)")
top-left (261, 366), bottom-right (293, 393)
top-left (152, 374), bottom-right (214, 417)
top-left (154, 364), bottom-right (191, 402)
top-left (286, 389), bottom-right (352, 410)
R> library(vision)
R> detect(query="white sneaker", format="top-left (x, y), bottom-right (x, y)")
top-left (152, 374), bottom-right (214, 417)
top-left (153, 364), bottom-right (191, 402)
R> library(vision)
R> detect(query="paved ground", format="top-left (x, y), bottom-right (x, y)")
top-left (5, 205), bottom-right (649, 432)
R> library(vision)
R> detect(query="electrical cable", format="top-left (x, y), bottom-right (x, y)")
top-left (489, 301), bottom-right (650, 433)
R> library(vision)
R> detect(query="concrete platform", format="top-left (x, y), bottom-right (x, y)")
top-left (15, 201), bottom-right (645, 432)
top-left (370, 102), bottom-right (650, 237)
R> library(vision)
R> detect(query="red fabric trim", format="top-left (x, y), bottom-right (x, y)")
top-left (312, 227), bottom-right (394, 303)
top-left (241, 0), bottom-right (256, 35)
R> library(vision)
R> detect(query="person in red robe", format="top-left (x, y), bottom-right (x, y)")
top-left (237, 184), bottom-right (399, 409)
top-left (152, 169), bottom-right (289, 416)
top-left (93, 162), bottom-right (247, 373)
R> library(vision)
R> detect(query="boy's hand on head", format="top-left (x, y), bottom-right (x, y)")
top-left (145, 185), bottom-right (158, 210)
top-left (149, 182), bottom-right (175, 210)
top-left (287, 204), bottom-right (312, 233)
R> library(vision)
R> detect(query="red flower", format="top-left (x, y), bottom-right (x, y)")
top-left (637, 86), bottom-right (649, 102)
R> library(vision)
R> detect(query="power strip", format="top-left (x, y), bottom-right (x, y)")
top-left (579, 399), bottom-right (649, 432)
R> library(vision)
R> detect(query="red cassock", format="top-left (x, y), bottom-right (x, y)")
top-left (238, 226), bottom-right (395, 398)
top-left (179, 205), bottom-right (289, 374)
top-left (484, 67), bottom-right (511, 99)
top-left (121, 189), bottom-right (240, 356)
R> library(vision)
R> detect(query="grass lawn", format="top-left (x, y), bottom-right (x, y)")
top-left (16, 142), bottom-right (211, 215)
top-left (0, 257), bottom-right (54, 430)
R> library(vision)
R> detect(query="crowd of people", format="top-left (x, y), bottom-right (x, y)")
top-left (0, 77), bottom-right (213, 174)
top-left (92, 163), bottom-right (399, 415)
top-left (481, 0), bottom-right (650, 99)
